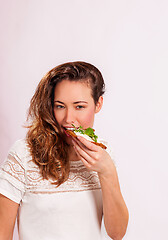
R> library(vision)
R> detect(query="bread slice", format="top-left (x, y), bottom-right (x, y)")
top-left (65, 129), bottom-right (107, 149)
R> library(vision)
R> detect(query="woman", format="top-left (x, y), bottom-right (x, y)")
top-left (0, 61), bottom-right (129, 240)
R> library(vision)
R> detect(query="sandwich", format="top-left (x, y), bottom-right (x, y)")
top-left (64, 124), bottom-right (107, 149)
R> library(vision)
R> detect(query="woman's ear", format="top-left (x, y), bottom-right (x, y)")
top-left (95, 96), bottom-right (103, 113)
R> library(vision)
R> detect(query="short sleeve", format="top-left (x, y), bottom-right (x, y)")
top-left (0, 140), bottom-right (26, 204)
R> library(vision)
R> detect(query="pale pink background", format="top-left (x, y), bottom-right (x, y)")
top-left (0, 0), bottom-right (168, 239)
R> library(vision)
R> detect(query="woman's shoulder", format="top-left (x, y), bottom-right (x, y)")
top-left (7, 138), bottom-right (31, 164)
top-left (10, 138), bottom-right (28, 150)
top-left (0, 139), bottom-right (30, 199)
top-left (9, 138), bottom-right (28, 151)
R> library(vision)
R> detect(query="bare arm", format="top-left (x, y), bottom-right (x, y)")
top-left (98, 168), bottom-right (129, 240)
top-left (72, 136), bottom-right (129, 240)
top-left (0, 194), bottom-right (19, 240)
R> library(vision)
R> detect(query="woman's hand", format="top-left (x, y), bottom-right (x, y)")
top-left (72, 136), bottom-right (129, 239)
top-left (72, 136), bottom-right (116, 176)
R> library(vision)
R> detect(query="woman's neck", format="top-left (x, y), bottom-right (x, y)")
top-left (68, 146), bottom-right (80, 161)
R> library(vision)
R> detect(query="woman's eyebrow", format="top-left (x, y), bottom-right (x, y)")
top-left (73, 101), bottom-right (88, 104)
top-left (54, 100), bottom-right (64, 104)
top-left (54, 100), bottom-right (88, 104)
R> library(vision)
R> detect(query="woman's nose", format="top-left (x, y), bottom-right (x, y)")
top-left (64, 109), bottom-right (75, 123)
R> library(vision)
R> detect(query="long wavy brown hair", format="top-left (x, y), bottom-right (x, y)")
top-left (26, 61), bottom-right (105, 187)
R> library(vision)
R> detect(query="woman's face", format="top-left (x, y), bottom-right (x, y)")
top-left (53, 80), bottom-right (103, 143)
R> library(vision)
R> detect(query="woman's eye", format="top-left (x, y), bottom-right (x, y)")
top-left (55, 105), bottom-right (64, 109)
top-left (76, 105), bottom-right (85, 109)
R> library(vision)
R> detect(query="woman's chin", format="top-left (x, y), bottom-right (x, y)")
top-left (65, 136), bottom-right (73, 146)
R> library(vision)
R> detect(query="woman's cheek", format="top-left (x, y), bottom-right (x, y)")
top-left (79, 108), bottom-right (95, 128)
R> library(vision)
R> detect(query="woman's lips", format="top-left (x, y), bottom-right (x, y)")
top-left (62, 126), bottom-right (76, 137)
top-left (63, 127), bottom-right (71, 137)
top-left (65, 131), bottom-right (70, 137)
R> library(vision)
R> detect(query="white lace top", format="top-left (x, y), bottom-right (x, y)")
top-left (0, 139), bottom-right (115, 240)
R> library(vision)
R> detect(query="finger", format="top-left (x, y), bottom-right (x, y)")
top-left (73, 144), bottom-right (92, 169)
top-left (72, 138), bottom-right (102, 161)
top-left (75, 136), bottom-right (99, 152)
top-left (77, 154), bottom-right (92, 170)
top-left (72, 137), bottom-right (93, 154)
top-left (72, 139), bottom-right (96, 161)
top-left (73, 141), bottom-right (96, 165)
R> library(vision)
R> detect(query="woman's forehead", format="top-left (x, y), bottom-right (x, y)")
top-left (54, 80), bottom-right (93, 101)
top-left (55, 80), bottom-right (91, 92)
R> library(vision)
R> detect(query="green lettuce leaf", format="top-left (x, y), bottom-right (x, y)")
top-left (72, 124), bottom-right (98, 142)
